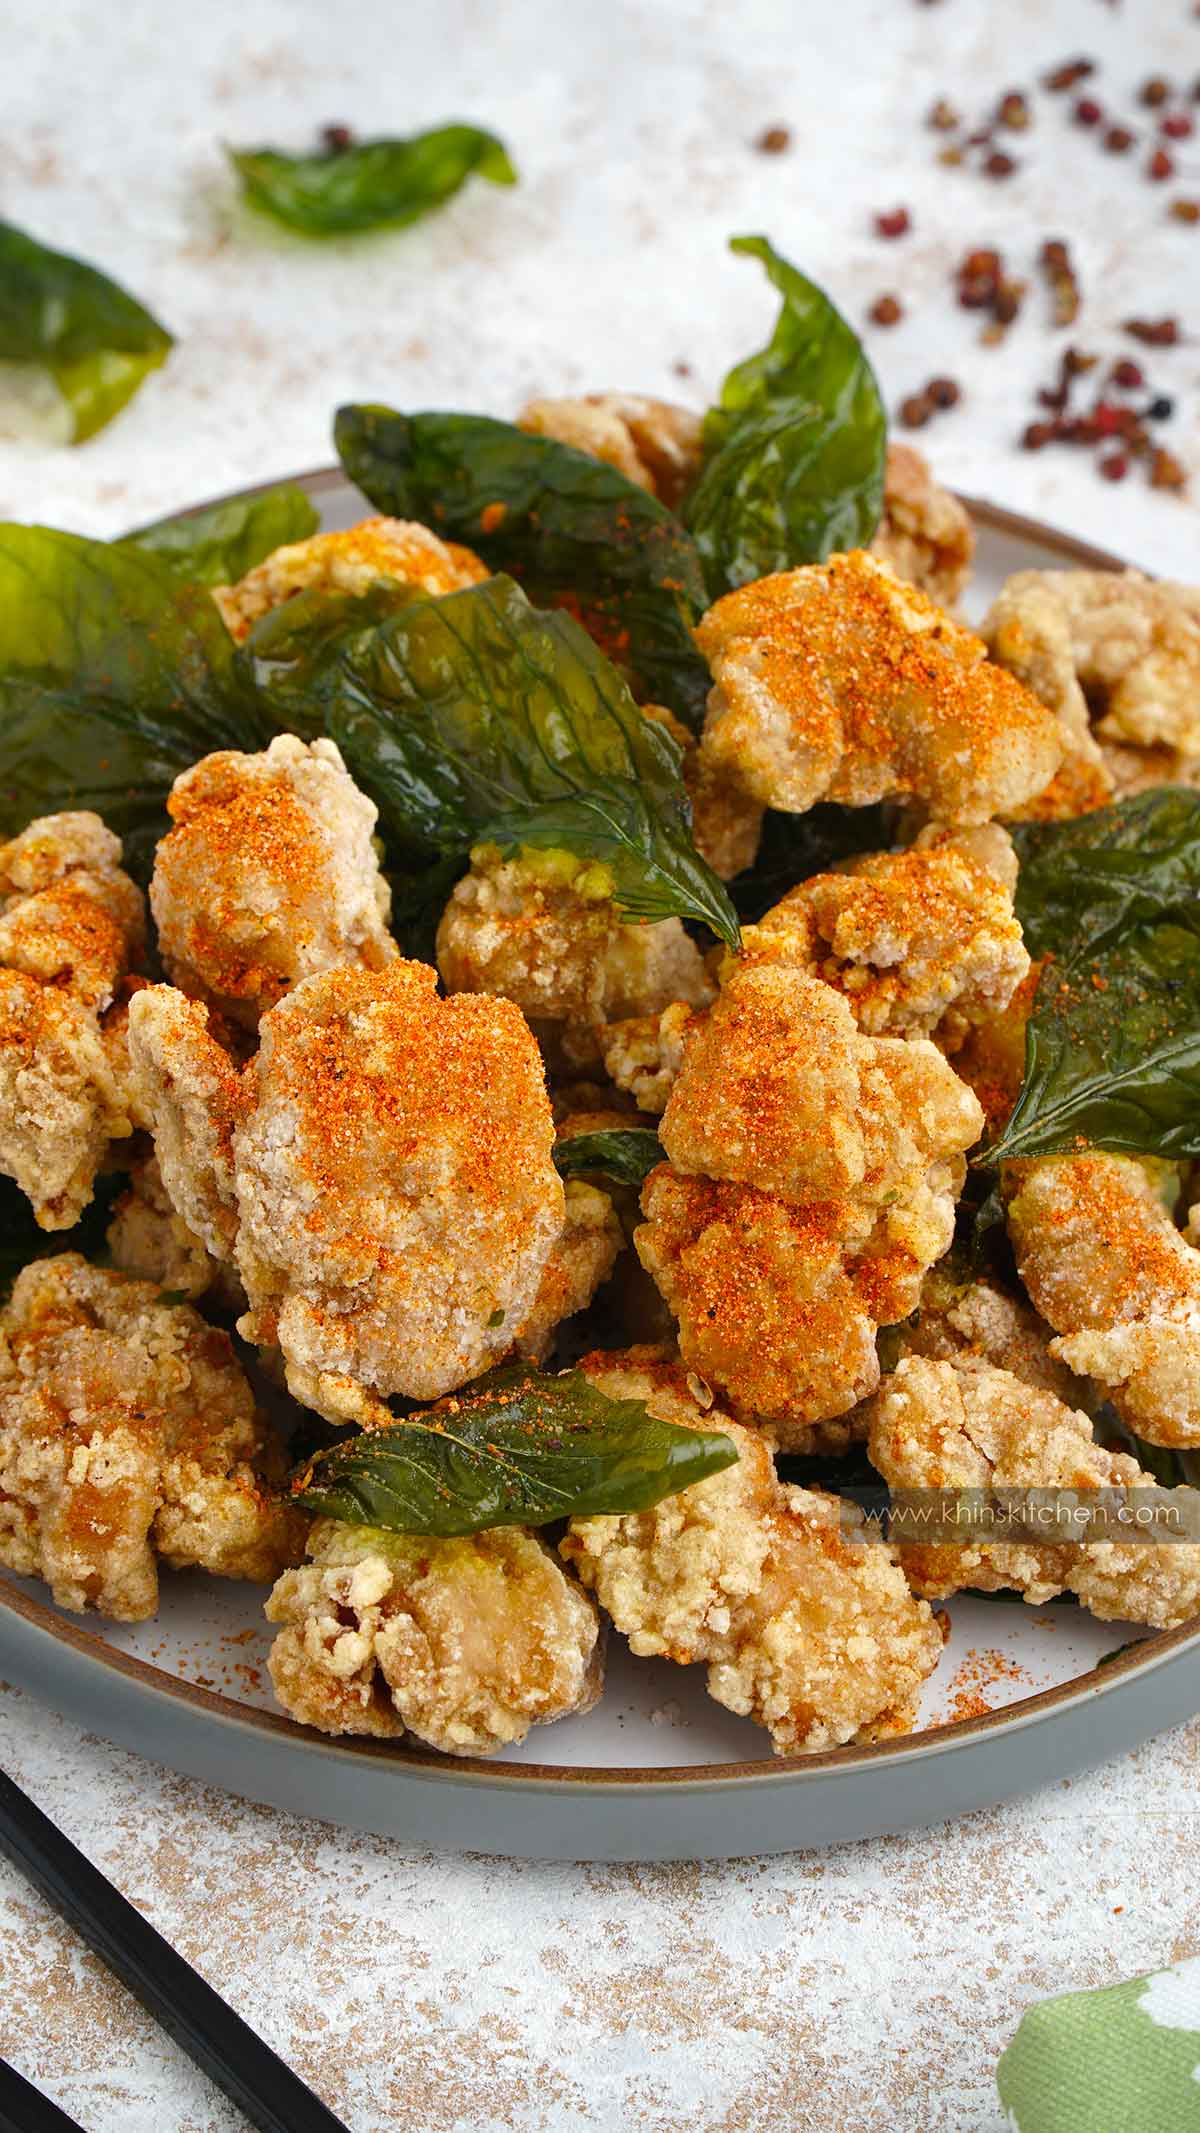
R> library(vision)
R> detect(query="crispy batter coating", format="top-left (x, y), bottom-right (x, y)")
top-left (870, 442), bottom-right (975, 609)
top-left (436, 844), bottom-right (714, 1068)
top-left (106, 1153), bottom-right (229, 1302)
top-left (562, 1353), bottom-right (942, 1753)
top-left (601, 1001), bottom-right (700, 1116)
top-left (641, 704), bottom-right (764, 880)
top-left (265, 1518), bottom-right (604, 1754)
top-left (896, 1261), bottom-right (1092, 1408)
top-left (696, 550), bottom-right (1063, 826)
top-left (949, 960), bottom-right (1039, 1140)
top-left (0, 813), bottom-right (145, 1227)
top-left (868, 1354), bottom-right (1200, 1627)
top-left (517, 393), bottom-right (704, 510)
top-left (635, 965), bottom-right (983, 1436)
top-left (512, 1178), bottom-right (623, 1361)
top-left (1006, 1154), bottom-right (1200, 1447)
top-left (985, 569), bottom-right (1200, 813)
top-left (127, 987), bottom-right (245, 1263)
top-left (0, 1254), bottom-right (302, 1621)
top-left (151, 735), bottom-right (396, 1030)
top-left (740, 822), bottom-right (1028, 1046)
top-left (235, 962), bottom-right (564, 1420)
top-left (213, 517), bottom-right (487, 641)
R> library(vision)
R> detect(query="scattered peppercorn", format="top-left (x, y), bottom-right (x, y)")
top-left (1074, 97), bottom-right (1103, 127)
top-left (320, 123), bottom-right (355, 154)
top-left (1162, 112), bottom-right (1193, 139)
top-left (1140, 77), bottom-right (1171, 108)
top-left (1147, 148), bottom-right (1175, 181)
top-left (1111, 358), bottom-right (1145, 389)
top-left (1147, 395), bottom-right (1175, 421)
top-left (984, 149), bottom-right (1017, 178)
top-left (1150, 447), bottom-right (1187, 489)
top-left (927, 98), bottom-right (960, 131)
top-left (1171, 198), bottom-right (1200, 223)
top-left (756, 124), bottom-right (791, 154)
top-left (1099, 452), bottom-right (1129, 481)
top-left (997, 90), bottom-right (1031, 130)
top-left (870, 293), bottom-right (904, 326)
top-left (1103, 125), bottom-right (1135, 153)
top-left (875, 207), bottom-right (911, 238)
top-left (1022, 421), bottom-right (1057, 450)
top-left (927, 375), bottom-right (961, 408)
top-left (899, 393), bottom-right (933, 429)
top-left (1038, 237), bottom-right (1081, 327)
top-left (1043, 58), bottom-right (1096, 92)
top-left (672, 359), bottom-right (693, 378)
top-left (1124, 316), bottom-right (1180, 344)
top-left (937, 144), bottom-right (965, 166)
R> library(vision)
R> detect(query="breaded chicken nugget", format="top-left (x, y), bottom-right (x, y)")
top-left (868, 1353), bottom-right (1200, 1627)
top-left (151, 735), bottom-right (396, 1030)
top-left (870, 442), bottom-right (975, 610)
top-left (0, 1254), bottom-right (302, 1621)
top-left (517, 393), bottom-right (704, 510)
top-left (0, 813), bottom-right (144, 1227)
top-left (126, 986), bottom-right (245, 1263)
top-left (213, 516), bottom-right (487, 641)
top-left (266, 1519), bottom-right (604, 1754)
top-left (561, 1352), bottom-right (942, 1753)
top-left (1006, 1154), bottom-right (1200, 1447)
top-left (696, 550), bottom-right (1063, 825)
top-left (740, 821), bottom-right (1028, 1046)
top-left (436, 844), bottom-right (713, 1068)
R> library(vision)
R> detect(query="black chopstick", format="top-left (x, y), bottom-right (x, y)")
top-left (0, 1768), bottom-right (349, 2133)
top-left (0, 2055), bottom-right (85, 2133)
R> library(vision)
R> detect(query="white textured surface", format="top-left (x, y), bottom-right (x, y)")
top-left (2, 0), bottom-right (1200, 2126)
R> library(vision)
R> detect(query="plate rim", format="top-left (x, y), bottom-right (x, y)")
top-left (3, 471), bottom-right (1182, 1801)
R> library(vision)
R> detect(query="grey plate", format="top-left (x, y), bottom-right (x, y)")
top-left (3, 474), bottom-right (1196, 1861)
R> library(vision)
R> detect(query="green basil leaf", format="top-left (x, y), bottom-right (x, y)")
top-left (684, 235), bottom-right (887, 599)
top-left (118, 483), bottom-right (319, 586)
top-left (290, 1363), bottom-right (739, 1534)
top-left (0, 219), bottom-right (171, 443)
top-left (991, 790), bottom-right (1200, 1162)
top-left (0, 525), bottom-right (270, 881)
top-left (729, 801), bottom-right (896, 921)
top-left (334, 405), bottom-right (711, 728)
top-left (554, 1128), bottom-right (663, 1189)
top-left (301, 570), bottom-right (740, 944)
top-left (229, 126), bottom-right (516, 237)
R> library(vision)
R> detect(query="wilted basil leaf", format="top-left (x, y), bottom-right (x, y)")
top-left (290, 1364), bottom-right (739, 1534)
top-left (334, 405), bottom-right (711, 728)
top-left (118, 483), bottom-right (319, 586)
top-left (991, 789), bottom-right (1200, 1162)
top-left (229, 126), bottom-right (516, 237)
top-left (685, 235), bottom-right (887, 599)
top-left (300, 571), bottom-right (740, 943)
top-left (0, 219), bottom-right (171, 443)
top-left (554, 1128), bottom-right (663, 1189)
top-left (729, 801), bottom-right (895, 921)
top-left (0, 525), bottom-right (270, 881)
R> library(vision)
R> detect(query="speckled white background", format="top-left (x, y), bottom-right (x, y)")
top-left (2, 0), bottom-right (1200, 2126)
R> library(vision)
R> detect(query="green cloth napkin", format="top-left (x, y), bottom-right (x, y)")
top-left (998, 1957), bottom-right (1200, 2130)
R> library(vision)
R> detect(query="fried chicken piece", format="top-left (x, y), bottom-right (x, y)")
top-left (868, 1354), bottom-right (1200, 1627)
top-left (106, 1153), bottom-right (238, 1305)
top-left (512, 1179), bottom-right (623, 1361)
top-left (635, 965), bottom-right (984, 1438)
top-left (641, 704), bottom-right (764, 880)
top-left (894, 1261), bottom-right (1093, 1407)
top-left (561, 1352), bottom-right (942, 1753)
top-left (1006, 1154), bottom-right (1200, 1447)
top-left (0, 813), bottom-right (145, 1227)
top-left (740, 821), bottom-right (1028, 1047)
top-left (949, 960), bottom-right (1039, 1140)
top-left (436, 844), bottom-right (714, 1068)
top-left (517, 393), bottom-right (704, 510)
top-left (985, 569), bottom-right (1200, 814)
top-left (151, 736), bottom-right (396, 1031)
top-left (869, 442), bottom-right (975, 609)
top-left (126, 987), bottom-right (245, 1263)
top-left (213, 516), bottom-right (487, 641)
top-left (696, 550), bottom-right (1063, 827)
top-left (0, 1254), bottom-right (302, 1621)
top-left (266, 1518), bottom-right (604, 1754)
top-left (600, 1000), bottom-right (700, 1116)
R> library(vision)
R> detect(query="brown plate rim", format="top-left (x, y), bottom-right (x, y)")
top-left (1, 474), bottom-right (1174, 1791)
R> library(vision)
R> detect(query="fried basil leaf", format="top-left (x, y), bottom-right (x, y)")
top-left (0, 525), bottom-right (270, 881)
top-left (991, 789), bottom-right (1200, 1162)
top-left (0, 218), bottom-right (171, 443)
top-left (334, 405), bottom-right (711, 728)
top-left (296, 571), bottom-right (740, 943)
top-left (554, 1128), bottom-right (663, 1189)
top-left (118, 483), bottom-right (318, 586)
top-left (229, 126), bottom-right (516, 237)
top-left (728, 801), bottom-right (896, 921)
top-left (290, 1364), bottom-right (738, 1534)
top-left (684, 235), bottom-right (887, 599)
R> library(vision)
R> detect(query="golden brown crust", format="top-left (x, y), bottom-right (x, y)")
top-left (0, 1254), bottom-right (303, 1620)
top-left (212, 517), bottom-right (487, 640)
top-left (870, 442), bottom-right (975, 609)
top-left (696, 550), bottom-right (1063, 826)
top-left (517, 394), bottom-right (705, 510)
top-left (266, 1519), bottom-right (604, 1754)
top-left (563, 1352), bottom-right (942, 1753)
